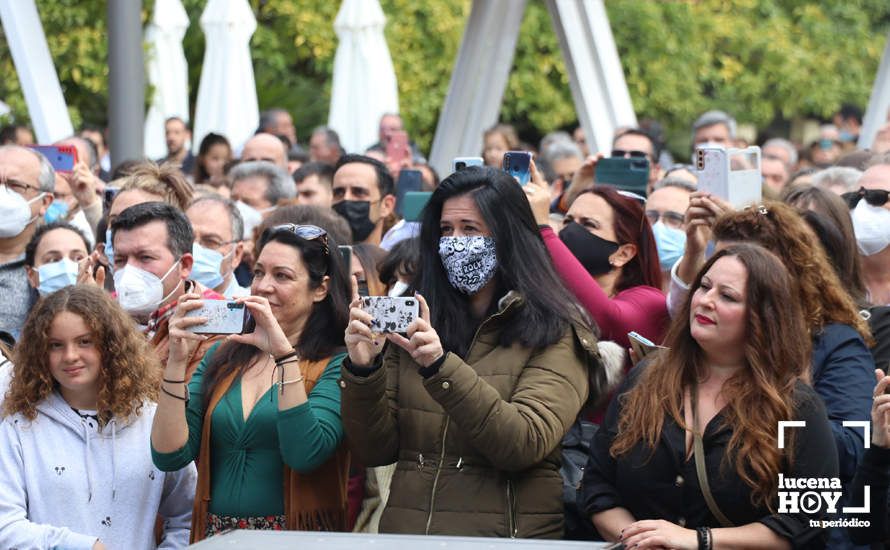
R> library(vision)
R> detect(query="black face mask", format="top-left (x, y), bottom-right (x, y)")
top-left (559, 221), bottom-right (619, 276)
top-left (333, 200), bottom-right (377, 243)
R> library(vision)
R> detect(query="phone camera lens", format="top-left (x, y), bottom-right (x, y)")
top-left (406, 300), bottom-right (415, 306)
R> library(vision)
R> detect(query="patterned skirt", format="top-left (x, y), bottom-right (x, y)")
top-left (205, 512), bottom-right (287, 538)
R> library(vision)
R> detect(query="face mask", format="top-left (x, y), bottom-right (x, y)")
top-left (388, 280), bottom-right (410, 297)
top-left (559, 221), bottom-right (619, 276)
top-left (235, 200), bottom-right (263, 240)
top-left (36, 258), bottom-right (79, 296)
top-left (651, 221), bottom-right (686, 272)
top-left (851, 200), bottom-right (890, 256)
top-left (190, 242), bottom-right (233, 290)
top-left (44, 200), bottom-right (69, 224)
top-left (839, 130), bottom-right (855, 143)
top-left (438, 236), bottom-right (498, 295)
top-left (333, 200), bottom-right (376, 243)
top-left (104, 228), bottom-right (114, 267)
top-left (0, 186), bottom-right (44, 238)
top-left (113, 260), bottom-right (181, 317)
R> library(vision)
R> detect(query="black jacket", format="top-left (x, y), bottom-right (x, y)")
top-left (581, 372), bottom-right (839, 549)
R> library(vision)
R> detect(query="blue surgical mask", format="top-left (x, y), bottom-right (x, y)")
top-left (190, 242), bottom-right (231, 290)
top-left (44, 200), bottom-right (69, 224)
top-left (36, 258), bottom-right (79, 296)
top-left (651, 221), bottom-right (686, 272)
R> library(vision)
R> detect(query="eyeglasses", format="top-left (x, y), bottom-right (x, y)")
top-left (842, 187), bottom-right (890, 208)
top-left (611, 149), bottom-right (649, 159)
top-left (266, 224), bottom-right (329, 254)
top-left (1, 180), bottom-right (40, 196)
top-left (645, 209), bottom-right (685, 229)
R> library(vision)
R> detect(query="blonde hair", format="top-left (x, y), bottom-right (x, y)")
top-left (118, 161), bottom-right (193, 210)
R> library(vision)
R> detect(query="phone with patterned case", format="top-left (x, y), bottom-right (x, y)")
top-left (361, 296), bottom-right (419, 334)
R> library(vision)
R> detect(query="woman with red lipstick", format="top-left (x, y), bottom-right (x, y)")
top-left (582, 244), bottom-right (838, 549)
top-left (0, 285), bottom-right (195, 550)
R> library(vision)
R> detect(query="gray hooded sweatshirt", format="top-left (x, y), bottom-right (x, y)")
top-left (0, 391), bottom-right (196, 549)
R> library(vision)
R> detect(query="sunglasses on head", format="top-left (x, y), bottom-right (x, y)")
top-left (842, 187), bottom-right (890, 208)
top-left (266, 224), bottom-right (329, 254)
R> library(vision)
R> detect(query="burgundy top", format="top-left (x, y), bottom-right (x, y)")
top-left (540, 226), bottom-right (669, 349)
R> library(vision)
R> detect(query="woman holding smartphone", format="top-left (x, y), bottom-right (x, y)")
top-left (150, 223), bottom-right (352, 541)
top-left (341, 167), bottom-right (603, 538)
top-left (0, 285), bottom-right (195, 550)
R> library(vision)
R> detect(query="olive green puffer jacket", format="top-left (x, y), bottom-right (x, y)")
top-left (340, 292), bottom-right (601, 538)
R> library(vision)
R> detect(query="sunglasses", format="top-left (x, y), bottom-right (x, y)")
top-left (611, 149), bottom-right (649, 159)
top-left (842, 187), bottom-right (890, 208)
top-left (266, 224), bottom-right (329, 254)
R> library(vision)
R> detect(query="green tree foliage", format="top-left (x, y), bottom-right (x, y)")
top-left (0, 0), bottom-right (887, 157)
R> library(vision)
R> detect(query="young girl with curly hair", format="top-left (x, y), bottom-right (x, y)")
top-left (0, 285), bottom-right (196, 550)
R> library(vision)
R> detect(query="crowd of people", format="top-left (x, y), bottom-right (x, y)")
top-left (0, 103), bottom-right (889, 550)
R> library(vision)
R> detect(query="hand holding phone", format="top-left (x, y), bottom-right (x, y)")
top-left (185, 300), bottom-right (252, 334)
top-left (361, 296), bottom-right (419, 334)
top-left (503, 151), bottom-right (533, 186)
top-left (628, 331), bottom-right (666, 360)
top-left (28, 145), bottom-right (78, 173)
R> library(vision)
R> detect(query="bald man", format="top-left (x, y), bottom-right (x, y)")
top-left (241, 133), bottom-right (288, 171)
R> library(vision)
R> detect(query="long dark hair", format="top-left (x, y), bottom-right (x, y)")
top-left (612, 244), bottom-right (809, 509)
top-left (416, 166), bottom-right (591, 357)
top-left (201, 226), bottom-right (350, 399)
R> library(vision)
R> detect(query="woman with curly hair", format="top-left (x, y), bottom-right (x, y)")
top-left (582, 244), bottom-right (838, 548)
top-left (672, 197), bottom-right (875, 548)
top-left (0, 285), bottom-right (196, 550)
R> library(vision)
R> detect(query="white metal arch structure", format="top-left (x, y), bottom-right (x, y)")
top-left (428, 0), bottom-right (637, 177)
top-left (859, 33), bottom-right (890, 150)
top-left (0, 0), bottom-right (73, 143)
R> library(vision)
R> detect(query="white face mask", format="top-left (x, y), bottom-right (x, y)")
top-left (235, 201), bottom-right (263, 240)
top-left (851, 200), bottom-right (890, 256)
top-left (113, 260), bottom-right (182, 317)
top-left (0, 186), bottom-right (44, 238)
top-left (388, 280), bottom-right (410, 297)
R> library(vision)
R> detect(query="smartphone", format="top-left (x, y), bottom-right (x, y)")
top-left (452, 156), bottom-right (483, 172)
top-left (628, 331), bottom-right (666, 360)
top-left (361, 296), bottom-right (419, 334)
top-left (595, 157), bottom-right (649, 197)
top-left (694, 145), bottom-right (761, 208)
top-left (185, 300), bottom-right (251, 334)
top-left (103, 186), bottom-right (120, 211)
top-left (401, 191), bottom-right (432, 222)
top-left (503, 151), bottom-right (533, 186)
top-left (338, 245), bottom-right (352, 270)
top-left (29, 145), bottom-right (78, 173)
top-left (395, 169), bottom-right (423, 216)
top-left (386, 131), bottom-right (411, 166)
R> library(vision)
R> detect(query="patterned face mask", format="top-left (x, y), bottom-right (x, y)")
top-left (438, 236), bottom-right (498, 295)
